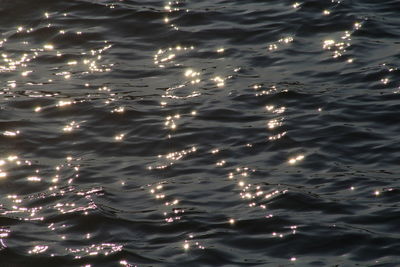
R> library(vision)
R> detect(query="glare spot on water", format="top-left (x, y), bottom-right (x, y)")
top-left (211, 149), bottom-right (219, 154)
top-left (184, 69), bottom-right (199, 78)
top-left (119, 260), bottom-right (133, 266)
top-left (267, 118), bottom-right (283, 129)
top-left (43, 44), bottom-right (54, 50)
top-left (67, 243), bottom-right (123, 258)
top-left (280, 36), bottom-right (293, 44)
top-left (7, 155), bottom-right (18, 162)
top-left (269, 131), bottom-right (286, 141)
top-left (292, 2), bottom-right (301, 9)
top-left (27, 176), bottom-right (41, 182)
top-left (323, 39), bottom-right (336, 49)
top-left (21, 70), bottom-right (32, 77)
top-left (212, 76), bottom-right (225, 87)
top-left (115, 133), bottom-right (125, 141)
top-left (3, 130), bottom-right (20, 137)
top-left (288, 155), bottom-right (305, 165)
top-left (28, 245), bottom-right (48, 254)
top-left (63, 121), bottom-right (81, 133)
top-left (183, 241), bottom-right (191, 250)
top-left (216, 160), bottom-right (226, 166)
top-left (57, 100), bottom-right (73, 107)
top-left (354, 22), bottom-right (362, 29)
top-left (111, 106), bottom-right (125, 113)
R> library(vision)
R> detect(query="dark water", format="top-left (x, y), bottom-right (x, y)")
top-left (1, 0), bottom-right (400, 266)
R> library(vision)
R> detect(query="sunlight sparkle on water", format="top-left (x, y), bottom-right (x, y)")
top-left (3, 130), bottom-right (20, 137)
top-left (288, 155), bottom-right (305, 164)
top-left (27, 176), bottom-right (41, 182)
top-left (183, 243), bottom-right (189, 250)
top-left (8, 155), bottom-right (18, 162)
top-left (115, 133), bottom-right (125, 141)
top-left (21, 71), bottom-right (32, 77)
top-left (43, 44), bottom-right (54, 50)
top-left (112, 107), bottom-right (125, 113)
top-left (63, 121), bottom-right (80, 132)
top-left (292, 2), bottom-right (301, 8)
top-left (354, 22), bottom-right (362, 29)
top-left (213, 76), bottom-right (225, 87)
top-left (28, 245), bottom-right (48, 254)
top-left (119, 260), bottom-right (133, 266)
top-left (57, 100), bottom-right (73, 107)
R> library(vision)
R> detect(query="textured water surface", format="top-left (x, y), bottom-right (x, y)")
top-left (1, 0), bottom-right (400, 266)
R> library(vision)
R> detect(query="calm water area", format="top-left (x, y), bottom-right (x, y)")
top-left (1, 0), bottom-right (400, 266)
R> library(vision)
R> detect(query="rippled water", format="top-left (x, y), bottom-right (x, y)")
top-left (1, 0), bottom-right (400, 266)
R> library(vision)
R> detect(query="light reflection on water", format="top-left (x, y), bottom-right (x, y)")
top-left (2, 0), bottom-right (311, 263)
top-left (3, 5), bottom-right (306, 256)
top-left (0, 0), bottom-right (399, 265)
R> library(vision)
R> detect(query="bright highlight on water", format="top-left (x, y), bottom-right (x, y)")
top-left (0, 0), bottom-right (399, 266)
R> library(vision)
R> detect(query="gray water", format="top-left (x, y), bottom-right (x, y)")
top-left (1, 0), bottom-right (400, 266)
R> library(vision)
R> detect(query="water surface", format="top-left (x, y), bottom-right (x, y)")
top-left (1, 0), bottom-right (400, 266)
